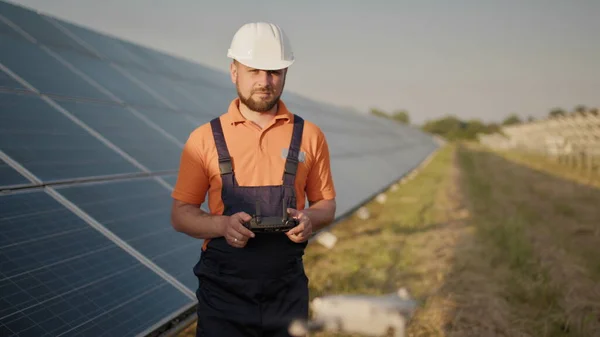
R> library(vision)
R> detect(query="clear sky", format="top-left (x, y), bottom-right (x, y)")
top-left (8, 0), bottom-right (600, 124)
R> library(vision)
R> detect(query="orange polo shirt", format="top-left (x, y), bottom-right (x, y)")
top-left (171, 98), bottom-right (336, 215)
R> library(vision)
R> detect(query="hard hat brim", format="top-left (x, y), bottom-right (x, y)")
top-left (229, 53), bottom-right (294, 70)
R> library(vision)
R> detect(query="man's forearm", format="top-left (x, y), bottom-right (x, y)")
top-left (303, 199), bottom-right (336, 232)
top-left (171, 201), bottom-right (227, 239)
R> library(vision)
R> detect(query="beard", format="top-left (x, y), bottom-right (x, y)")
top-left (236, 82), bottom-right (284, 113)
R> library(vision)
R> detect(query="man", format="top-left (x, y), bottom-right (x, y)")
top-left (170, 22), bottom-right (337, 337)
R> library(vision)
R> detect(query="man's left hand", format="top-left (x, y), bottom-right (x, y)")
top-left (285, 208), bottom-right (312, 243)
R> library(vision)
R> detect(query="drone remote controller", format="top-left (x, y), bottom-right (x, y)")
top-left (243, 216), bottom-right (298, 233)
top-left (242, 202), bottom-right (299, 233)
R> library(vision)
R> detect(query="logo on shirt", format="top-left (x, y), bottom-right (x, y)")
top-left (281, 148), bottom-right (306, 162)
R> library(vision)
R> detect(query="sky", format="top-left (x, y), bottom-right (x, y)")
top-left (8, 0), bottom-right (600, 124)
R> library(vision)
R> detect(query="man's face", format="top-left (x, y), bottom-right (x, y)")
top-left (230, 61), bottom-right (287, 113)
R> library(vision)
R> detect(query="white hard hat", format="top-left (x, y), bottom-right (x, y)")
top-left (227, 22), bottom-right (294, 70)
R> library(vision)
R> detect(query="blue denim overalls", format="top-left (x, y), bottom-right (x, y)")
top-left (193, 114), bottom-right (309, 337)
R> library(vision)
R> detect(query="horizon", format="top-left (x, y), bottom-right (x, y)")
top-left (6, 0), bottom-right (600, 125)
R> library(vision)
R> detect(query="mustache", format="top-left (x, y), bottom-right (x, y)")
top-left (253, 87), bottom-right (274, 94)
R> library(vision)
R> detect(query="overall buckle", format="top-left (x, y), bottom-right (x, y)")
top-left (218, 158), bottom-right (232, 174)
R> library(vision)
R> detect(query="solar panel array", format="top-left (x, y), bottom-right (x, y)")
top-left (0, 1), bottom-right (439, 336)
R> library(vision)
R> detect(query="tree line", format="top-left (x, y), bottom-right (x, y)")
top-left (369, 105), bottom-right (598, 141)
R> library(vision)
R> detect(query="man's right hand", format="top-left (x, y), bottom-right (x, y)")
top-left (222, 212), bottom-right (255, 248)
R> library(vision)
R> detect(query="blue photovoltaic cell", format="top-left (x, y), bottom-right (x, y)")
top-left (123, 68), bottom-right (205, 112)
top-left (55, 99), bottom-right (184, 172)
top-left (0, 64), bottom-right (25, 90)
top-left (127, 108), bottom-right (201, 144)
top-left (0, 162), bottom-right (29, 188)
top-left (0, 161), bottom-right (30, 187)
top-left (0, 92), bottom-right (141, 182)
top-left (0, 9), bottom-right (21, 38)
top-left (0, 77), bottom-right (22, 91)
top-left (0, 34), bottom-right (112, 102)
top-left (115, 41), bottom-right (179, 77)
top-left (56, 178), bottom-right (203, 291)
top-left (174, 82), bottom-right (234, 117)
top-left (49, 19), bottom-right (154, 72)
top-left (0, 191), bottom-right (193, 337)
top-left (160, 175), bottom-right (179, 188)
top-left (51, 47), bottom-right (172, 109)
top-left (0, 1), bottom-right (92, 55)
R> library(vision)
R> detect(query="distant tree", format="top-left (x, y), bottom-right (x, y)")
top-left (527, 116), bottom-right (536, 122)
top-left (420, 115), bottom-right (505, 141)
top-left (370, 108), bottom-right (411, 125)
top-left (485, 122), bottom-right (501, 134)
top-left (589, 107), bottom-right (598, 116)
top-left (573, 105), bottom-right (587, 115)
top-left (422, 116), bottom-right (465, 140)
top-left (461, 119), bottom-right (488, 140)
top-left (391, 110), bottom-right (410, 124)
top-left (369, 108), bottom-right (388, 119)
top-left (549, 108), bottom-right (566, 118)
top-left (502, 113), bottom-right (522, 126)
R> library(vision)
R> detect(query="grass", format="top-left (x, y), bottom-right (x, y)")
top-left (177, 143), bottom-right (600, 337)
top-left (305, 145), bottom-right (455, 302)
top-left (489, 147), bottom-right (600, 189)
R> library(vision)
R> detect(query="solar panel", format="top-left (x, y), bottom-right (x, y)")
top-left (0, 161), bottom-right (29, 187)
top-left (55, 178), bottom-right (201, 291)
top-left (0, 162), bottom-right (29, 186)
top-left (159, 175), bottom-right (179, 187)
top-left (49, 20), bottom-right (156, 73)
top-left (0, 92), bottom-right (141, 182)
top-left (118, 68), bottom-right (209, 113)
top-left (0, 190), bottom-right (194, 337)
top-left (127, 107), bottom-right (202, 144)
top-left (51, 48), bottom-right (173, 110)
top-left (0, 11), bottom-right (20, 37)
top-left (0, 65), bottom-right (25, 90)
top-left (0, 0), bottom-right (438, 336)
top-left (53, 99), bottom-right (184, 172)
top-left (0, 35), bottom-right (113, 102)
top-left (166, 82), bottom-right (234, 117)
top-left (0, 0), bottom-right (92, 55)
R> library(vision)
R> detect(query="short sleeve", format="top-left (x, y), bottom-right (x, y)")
top-left (171, 129), bottom-right (210, 205)
top-left (305, 130), bottom-right (336, 202)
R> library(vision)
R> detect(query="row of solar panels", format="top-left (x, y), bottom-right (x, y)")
top-left (0, 1), bottom-right (438, 336)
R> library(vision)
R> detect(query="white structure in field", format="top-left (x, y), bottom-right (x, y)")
top-left (478, 112), bottom-right (600, 159)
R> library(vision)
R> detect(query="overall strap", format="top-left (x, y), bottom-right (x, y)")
top-left (283, 114), bottom-right (304, 186)
top-left (210, 117), bottom-right (235, 188)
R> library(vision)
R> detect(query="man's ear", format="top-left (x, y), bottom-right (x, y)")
top-left (230, 61), bottom-right (237, 84)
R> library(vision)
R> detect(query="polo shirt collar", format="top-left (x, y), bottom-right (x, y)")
top-left (226, 98), bottom-right (293, 125)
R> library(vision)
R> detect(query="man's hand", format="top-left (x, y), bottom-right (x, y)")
top-left (286, 208), bottom-right (313, 243)
top-left (222, 212), bottom-right (255, 248)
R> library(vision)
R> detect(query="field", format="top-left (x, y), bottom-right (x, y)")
top-left (178, 143), bottom-right (600, 337)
